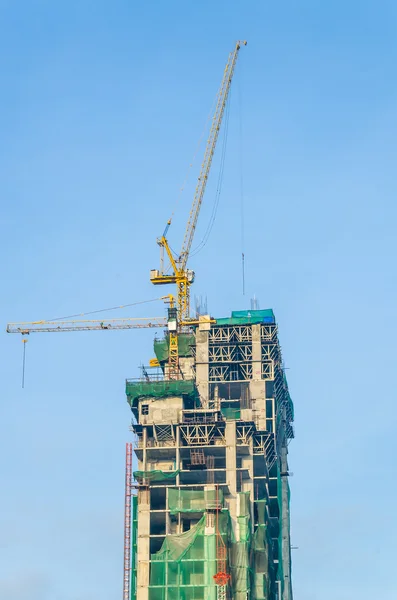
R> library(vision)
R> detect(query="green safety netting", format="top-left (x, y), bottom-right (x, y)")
top-left (277, 467), bottom-right (283, 591)
top-left (133, 470), bottom-right (180, 482)
top-left (276, 465), bottom-right (292, 600)
top-left (148, 490), bottom-right (278, 600)
top-left (154, 334), bottom-right (195, 363)
top-left (126, 379), bottom-right (198, 409)
top-left (252, 524), bottom-right (270, 599)
top-left (281, 372), bottom-right (294, 422)
top-left (239, 491), bottom-right (250, 517)
top-left (144, 490), bottom-right (283, 600)
top-left (229, 492), bottom-right (252, 598)
top-left (149, 513), bottom-right (230, 600)
top-left (221, 407), bottom-right (241, 420)
top-left (168, 488), bottom-right (224, 514)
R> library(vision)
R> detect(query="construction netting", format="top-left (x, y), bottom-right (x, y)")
top-left (154, 334), bottom-right (195, 363)
top-left (168, 488), bottom-right (224, 514)
top-left (133, 470), bottom-right (180, 482)
top-left (253, 498), bottom-right (276, 600)
top-left (276, 464), bottom-right (292, 600)
top-left (147, 491), bottom-right (281, 600)
top-left (221, 407), bottom-right (241, 420)
top-left (230, 492), bottom-right (251, 597)
top-left (126, 379), bottom-right (198, 409)
top-left (149, 512), bottom-right (230, 600)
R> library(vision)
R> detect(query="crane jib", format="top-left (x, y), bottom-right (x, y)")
top-left (151, 41), bottom-right (246, 324)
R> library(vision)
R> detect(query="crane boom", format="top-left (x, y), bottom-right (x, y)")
top-left (151, 41), bottom-right (246, 323)
top-left (180, 40), bottom-right (246, 269)
top-left (6, 317), bottom-right (167, 334)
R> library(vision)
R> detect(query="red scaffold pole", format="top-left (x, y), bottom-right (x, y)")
top-left (123, 443), bottom-right (133, 600)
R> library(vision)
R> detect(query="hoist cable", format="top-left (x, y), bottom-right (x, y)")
top-left (167, 89), bottom-right (219, 226)
top-left (238, 65), bottom-right (246, 295)
top-left (47, 297), bottom-right (164, 322)
top-left (190, 90), bottom-right (231, 257)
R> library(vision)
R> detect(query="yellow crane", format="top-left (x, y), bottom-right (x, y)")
top-left (6, 41), bottom-right (247, 599)
top-left (6, 41), bottom-right (245, 380)
top-left (150, 40), bottom-right (246, 324)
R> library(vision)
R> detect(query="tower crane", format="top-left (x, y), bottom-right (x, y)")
top-left (6, 41), bottom-right (247, 600)
top-left (6, 41), bottom-right (245, 380)
top-left (150, 40), bottom-right (246, 323)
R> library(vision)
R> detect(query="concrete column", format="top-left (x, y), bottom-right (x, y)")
top-left (195, 329), bottom-right (209, 407)
top-left (143, 427), bottom-right (148, 472)
top-left (225, 420), bottom-right (237, 534)
top-left (137, 488), bottom-right (150, 600)
top-left (249, 435), bottom-right (255, 533)
top-left (252, 324), bottom-right (262, 381)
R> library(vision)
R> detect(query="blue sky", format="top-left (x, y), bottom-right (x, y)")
top-left (1, 1), bottom-right (397, 598)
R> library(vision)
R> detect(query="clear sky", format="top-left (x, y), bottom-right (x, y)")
top-left (1, 1), bottom-right (397, 598)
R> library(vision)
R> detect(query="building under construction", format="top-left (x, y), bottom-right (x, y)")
top-left (125, 309), bottom-right (294, 600)
top-left (6, 41), bottom-right (295, 600)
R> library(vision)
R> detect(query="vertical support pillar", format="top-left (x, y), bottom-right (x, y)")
top-left (252, 324), bottom-right (262, 381)
top-left (136, 487), bottom-right (150, 600)
top-left (225, 421), bottom-right (237, 526)
top-left (143, 427), bottom-right (148, 472)
top-left (225, 421), bottom-right (237, 495)
top-left (250, 324), bottom-right (266, 430)
top-left (196, 325), bottom-right (209, 407)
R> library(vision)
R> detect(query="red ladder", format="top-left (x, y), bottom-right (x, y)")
top-left (123, 443), bottom-right (133, 600)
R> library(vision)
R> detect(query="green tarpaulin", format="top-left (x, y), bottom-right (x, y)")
top-left (126, 379), bottom-right (198, 409)
top-left (133, 470), bottom-right (180, 482)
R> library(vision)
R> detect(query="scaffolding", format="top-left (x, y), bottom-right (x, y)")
top-left (127, 310), bottom-right (294, 600)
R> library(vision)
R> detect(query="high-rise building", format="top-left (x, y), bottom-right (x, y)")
top-left (126, 309), bottom-right (294, 600)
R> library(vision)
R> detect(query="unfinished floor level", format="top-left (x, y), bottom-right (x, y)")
top-left (126, 310), bottom-right (294, 600)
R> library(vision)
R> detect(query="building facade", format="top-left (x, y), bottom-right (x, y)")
top-left (127, 310), bottom-right (294, 600)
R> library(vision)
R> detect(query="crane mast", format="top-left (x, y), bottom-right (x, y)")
top-left (150, 41), bottom-right (246, 324)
